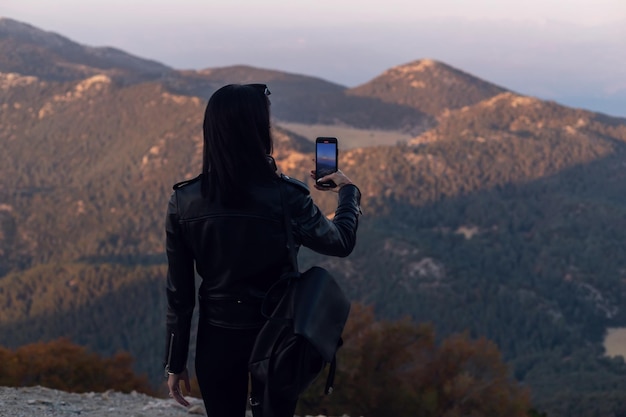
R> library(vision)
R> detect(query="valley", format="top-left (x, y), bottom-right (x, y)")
top-left (277, 122), bottom-right (411, 149)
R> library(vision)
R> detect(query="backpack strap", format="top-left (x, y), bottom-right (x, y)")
top-left (257, 180), bottom-right (300, 323)
top-left (324, 355), bottom-right (337, 395)
top-left (262, 325), bottom-right (292, 417)
top-left (278, 180), bottom-right (300, 274)
top-left (324, 337), bottom-right (343, 394)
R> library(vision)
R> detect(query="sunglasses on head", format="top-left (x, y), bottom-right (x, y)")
top-left (245, 83), bottom-right (271, 96)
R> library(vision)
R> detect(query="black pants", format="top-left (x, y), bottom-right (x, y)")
top-left (195, 322), bottom-right (298, 417)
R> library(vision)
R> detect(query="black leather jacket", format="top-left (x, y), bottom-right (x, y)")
top-left (164, 173), bottom-right (361, 374)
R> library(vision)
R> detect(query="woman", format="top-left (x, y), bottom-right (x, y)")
top-left (164, 84), bottom-right (361, 417)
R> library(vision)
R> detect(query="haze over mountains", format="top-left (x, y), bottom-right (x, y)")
top-left (3, 17), bottom-right (626, 417)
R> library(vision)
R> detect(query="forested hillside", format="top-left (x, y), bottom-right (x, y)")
top-left (3, 17), bottom-right (626, 417)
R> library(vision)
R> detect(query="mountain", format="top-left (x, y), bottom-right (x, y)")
top-left (0, 17), bottom-right (170, 82)
top-left (3, 18), bottom-right (626, 417)
top-left (348, 59), bottom-right (508, 117)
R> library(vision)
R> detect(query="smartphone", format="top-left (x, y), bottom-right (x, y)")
top-left (315, 137), bottom-right (338, 188)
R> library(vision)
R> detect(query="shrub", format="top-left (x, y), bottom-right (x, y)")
top-left (0, 338), bottom-right (154, 395)
top-left (298, 303), bottom-right (531, 417)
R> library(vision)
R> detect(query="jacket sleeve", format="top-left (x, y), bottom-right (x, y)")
top-left (164, 191), bottom-right (196, 375)
top-left (290, 183), bottom-right (361, 257)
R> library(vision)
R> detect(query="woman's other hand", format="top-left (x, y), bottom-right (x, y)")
top-left (167, 368), bottom-right (191, 407)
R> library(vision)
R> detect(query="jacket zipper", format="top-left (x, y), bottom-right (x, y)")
top-left (164, 332), bottom-right (174, 378)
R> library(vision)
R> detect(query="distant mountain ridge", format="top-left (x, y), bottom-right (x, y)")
top-left (0, 17), bottom-right (170, 82)
top-left (3, 17), bottom-right (626, 417)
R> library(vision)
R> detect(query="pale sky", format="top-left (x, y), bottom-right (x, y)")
top-left (2, 0), bottom-right (625, 116)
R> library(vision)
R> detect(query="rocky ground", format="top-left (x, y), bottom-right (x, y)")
top-left (0, 387), bottom-right (334, 416)
top-left (0, 386), bottom-right (210, 417)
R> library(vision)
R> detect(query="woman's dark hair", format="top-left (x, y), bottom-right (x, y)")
top-left (201, 84), bottom-right (275, 205)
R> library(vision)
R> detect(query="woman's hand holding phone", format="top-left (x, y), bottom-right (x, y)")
top-left (310, 169), bottom-right (354, 192)
top-left (313, 136), bottom-right (354, 191)
top-left (315, 137), bottom-right (338, 188)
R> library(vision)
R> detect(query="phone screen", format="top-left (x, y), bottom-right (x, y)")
top-left (315, 137), bottom-right (338, 187)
